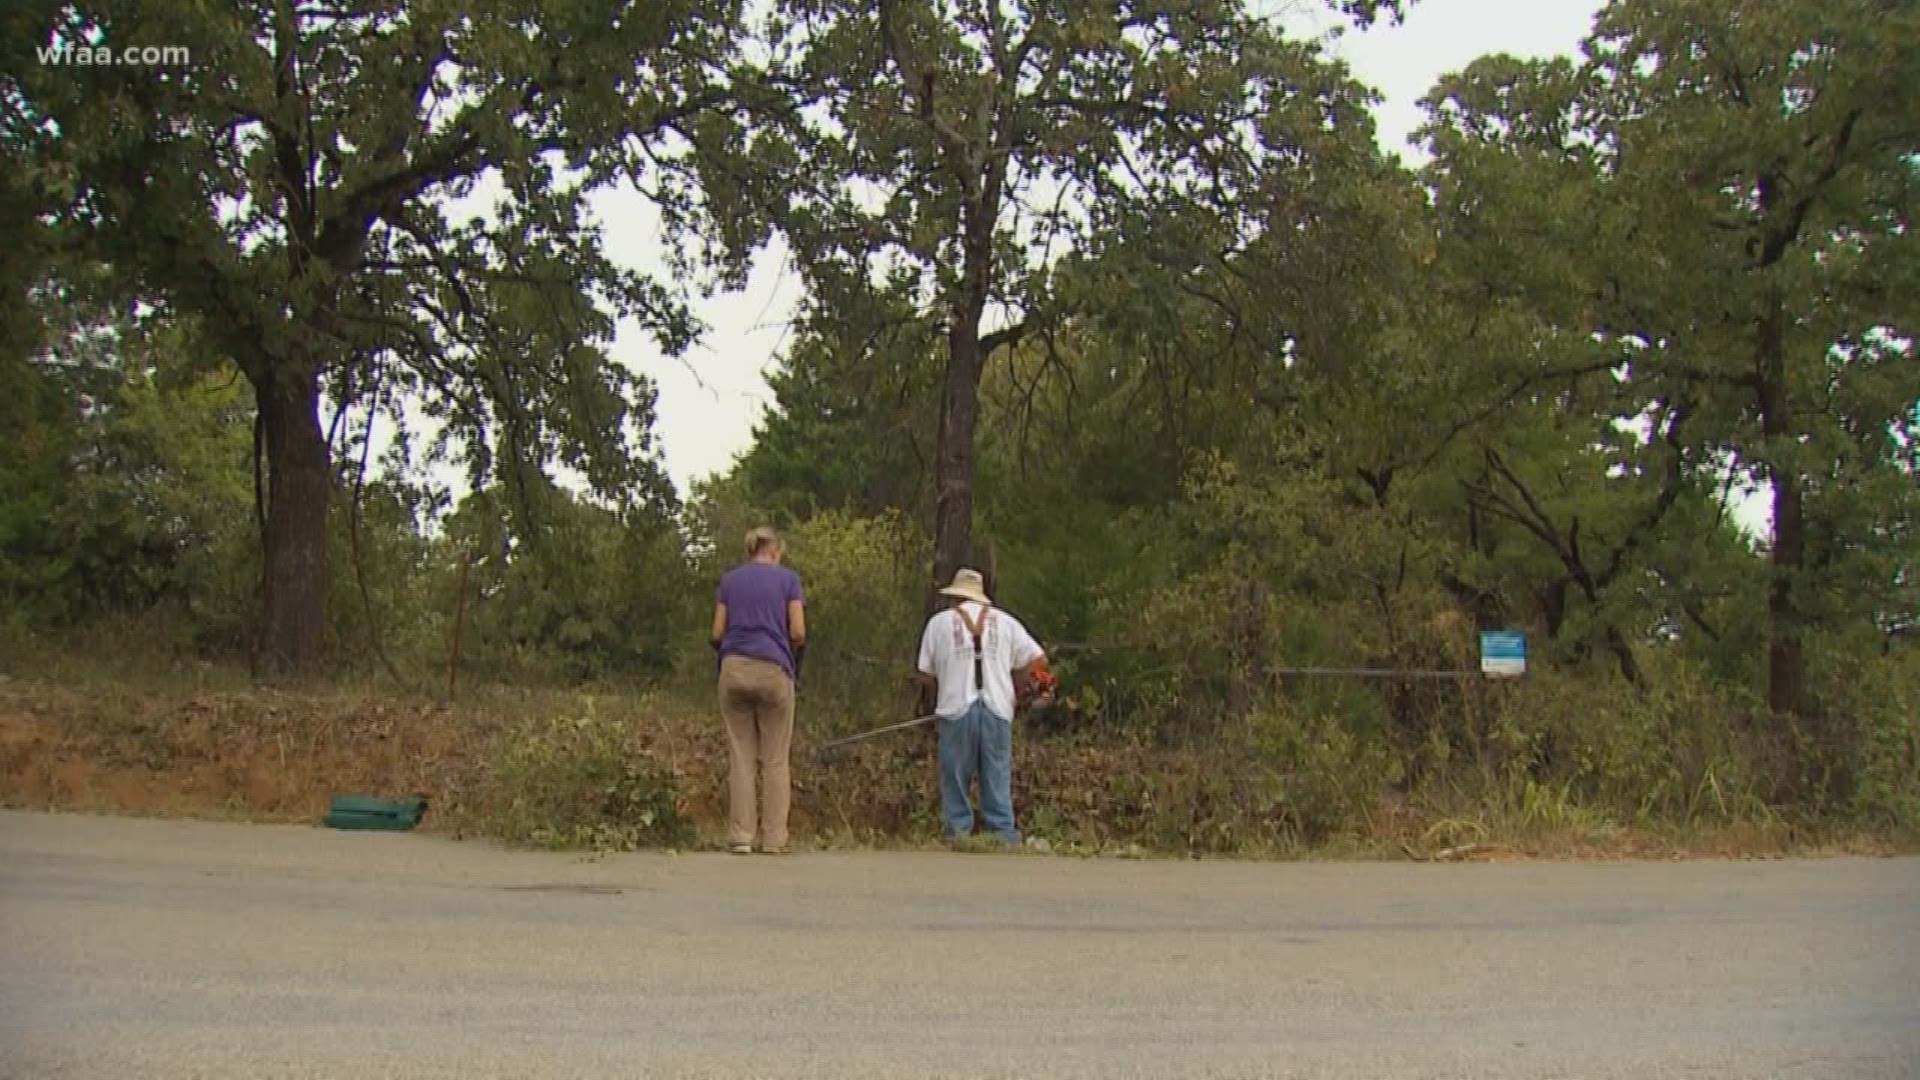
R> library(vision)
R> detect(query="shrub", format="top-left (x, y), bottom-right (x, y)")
top-left (1485, 659), bottom-right (1770, 824)
top-left (487, 704), bottom-right (694, 851)
top-left (1252, 703), bottom-right (1403, 843)
top-left (779, 509), bottom-right (929, 737)
top-left (1807, 643), bottom-right (1920, 830)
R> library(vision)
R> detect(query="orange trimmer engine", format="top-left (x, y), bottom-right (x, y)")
top-left (1018, 656), bottom-right (1060, 710)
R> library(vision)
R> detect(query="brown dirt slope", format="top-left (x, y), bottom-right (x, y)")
top-left (1, 676), bottom-right (1909, 859)
top-left (0, 678), bottom-right (490, 826)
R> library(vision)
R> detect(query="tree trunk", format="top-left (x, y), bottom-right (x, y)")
top-left (930, 313), bottom-right (986, 608)
top-left (1537, 579), bottom-right (1567, 639)
top-left (256, 363), bottom-right (332, 676)
top-left (1765, 466), bottom-right (1807, 716)
top-left (1604, 624), bottom-right (1644, 687)
top-left (925, 111), bottom-right (1010, 610)
top-left (1756, 297), bottom-right (1804, 718)
top-left (973, 538), bottom-right (999, 601)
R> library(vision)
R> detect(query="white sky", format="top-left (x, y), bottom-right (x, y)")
top-left (603, 0), bottom-right (1611, 497)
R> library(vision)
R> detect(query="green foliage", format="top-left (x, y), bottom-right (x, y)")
top-left (1420, 0), bottom-right (1920, 716)
top-left (321, 473), bottom-right (451, 680)
top-left (444, 482), bottom-right (696, 685)
top-left (489, 705), bottom-right (695, 851)
top-left (1804, 640), bottom-right (1920, 829)
top-left (1253, 704), bottom-right (1405, 844)
top-left (746, 0), bottom-right (1414, 595)
top-left (1487, 662), bottom-right (1774, 824)
top-left (735, 297), bottom-right (940, 522)
top-left (1, 315), bottom-right (257, 651)
top-left (9, 0), bottom-right (755, 669)
top-left (776, 510), bottom-right (929, 736)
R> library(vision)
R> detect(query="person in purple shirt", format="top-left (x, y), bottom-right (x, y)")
top-left (710, 526), bottom-right (808, 854)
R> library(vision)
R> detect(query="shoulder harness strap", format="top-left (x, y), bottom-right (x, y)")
top-left (955, 604), bottom-right (991, 691)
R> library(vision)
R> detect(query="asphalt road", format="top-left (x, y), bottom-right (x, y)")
top-left (1, 811), bottom-right (1915, 1079)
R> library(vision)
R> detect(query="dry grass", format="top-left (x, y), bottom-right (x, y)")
top-left (0, 676), bottom-right (493, 828)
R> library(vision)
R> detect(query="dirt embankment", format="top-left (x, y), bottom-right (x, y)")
top-left (1, 676), bottom-right (1909, 860)
top-left (0, 676), bottom-right (1235, 850)
top-left (0, 678), bottom-right (492, 826)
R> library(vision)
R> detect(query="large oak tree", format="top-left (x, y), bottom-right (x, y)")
top-left (1421, 0), bottom-right (1920, 717)
top-left (9, 0), bottom-right (759, 673)
top-left (753, 0), bottom-right (1409, 599)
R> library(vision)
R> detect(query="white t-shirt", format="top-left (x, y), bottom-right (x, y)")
top-left (917, 602), bottom-right (1045, 723)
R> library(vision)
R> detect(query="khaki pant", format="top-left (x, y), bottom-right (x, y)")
top-left (717, 655), bottom-right (795, 849)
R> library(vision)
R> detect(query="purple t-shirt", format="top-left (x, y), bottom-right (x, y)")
top-left (716, 562), bottom-right (804, 678)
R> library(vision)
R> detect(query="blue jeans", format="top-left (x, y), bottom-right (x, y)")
top-left (937, 700), bottom-right (1019, 844)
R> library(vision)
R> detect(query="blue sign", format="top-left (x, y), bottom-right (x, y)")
top-left (1480, 631), bottom-right (1527, 677)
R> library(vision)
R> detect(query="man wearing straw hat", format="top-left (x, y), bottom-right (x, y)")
top-left (914, 567), bottom-right (1048, 846)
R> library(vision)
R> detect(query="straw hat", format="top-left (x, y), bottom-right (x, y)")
top-left (937, 567), bottom-right (992, 605)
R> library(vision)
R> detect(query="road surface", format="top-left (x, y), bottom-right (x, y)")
top-left (1, 810), bottom-right (1915, 1079)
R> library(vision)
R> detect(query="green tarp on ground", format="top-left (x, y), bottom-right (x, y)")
top-left (324, 794), bottom-right (427, 831)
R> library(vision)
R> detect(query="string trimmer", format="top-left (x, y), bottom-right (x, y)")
top-left (813, 713), bottom-right (938, 761)
top-left (813, 654), bottom-right (1063, 760)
